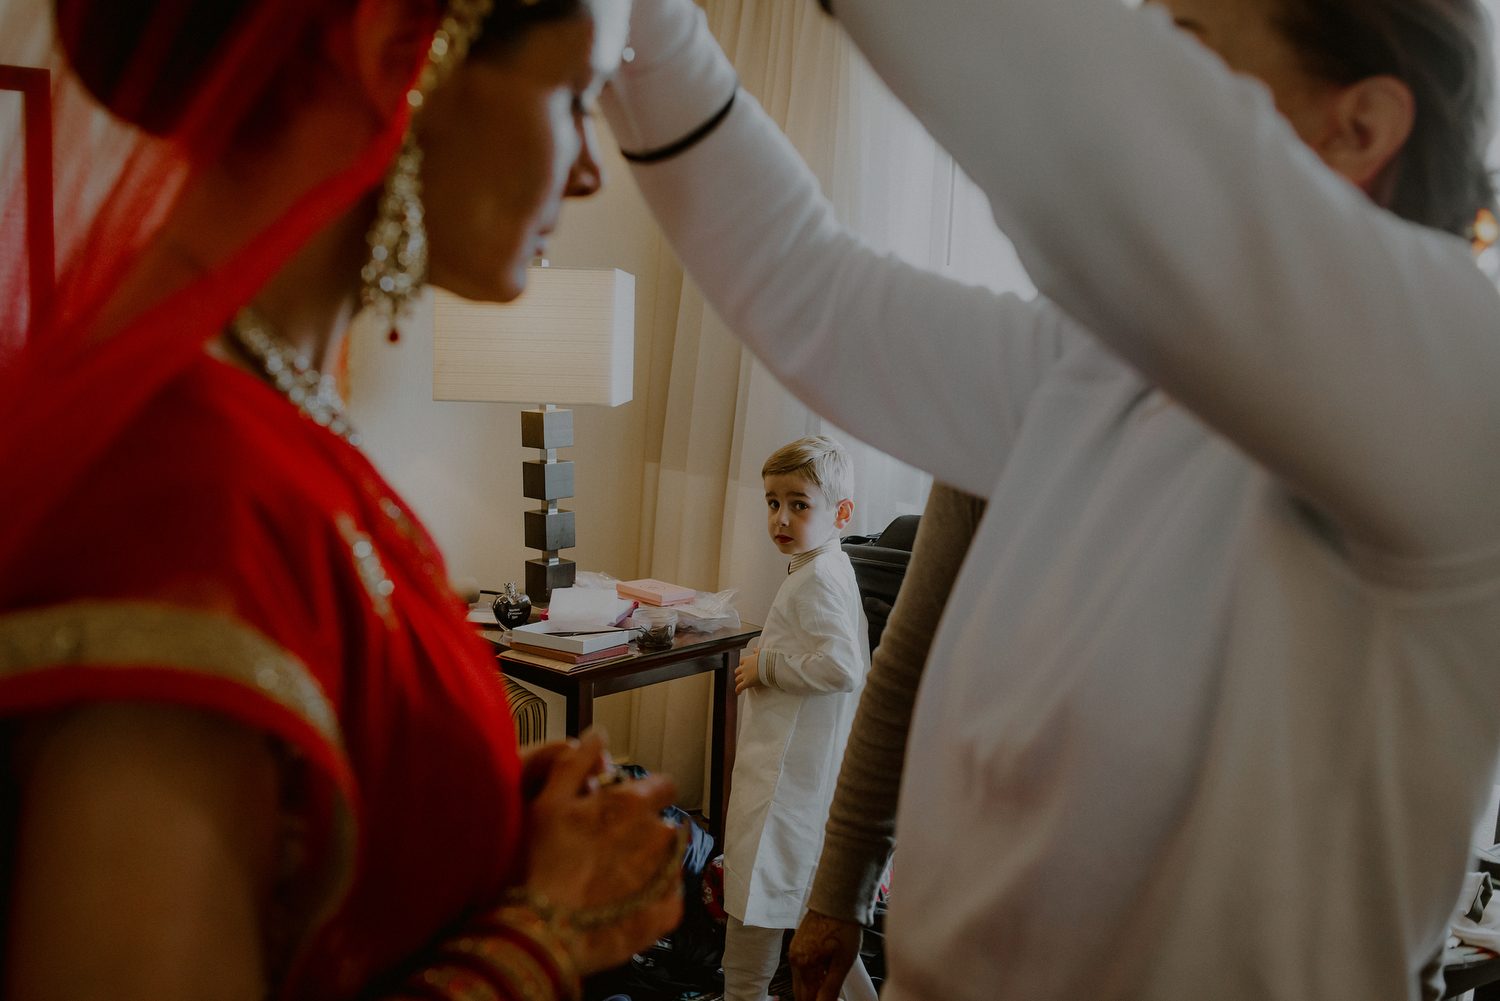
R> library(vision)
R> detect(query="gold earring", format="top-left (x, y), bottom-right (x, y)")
top-left (361, 129), bottom-right (427, 327)
top-left (359, 0), bottom-right (497, 331)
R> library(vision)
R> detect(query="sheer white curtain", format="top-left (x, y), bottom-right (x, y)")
top-left (626, 0), bottom-right (1034, 809)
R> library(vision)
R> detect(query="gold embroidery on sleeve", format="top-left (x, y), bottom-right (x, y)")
top-left (336, 512), bottom-right (396, 621)
top-left (0, 600), bottom-right (342, 747)
top-left (0, 599), bottom-right (358, 958)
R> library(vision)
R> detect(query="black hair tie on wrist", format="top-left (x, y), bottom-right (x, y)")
top-left (619, 88), bottom-right (738, 165)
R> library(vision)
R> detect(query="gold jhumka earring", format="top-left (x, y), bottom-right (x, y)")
top-left (228, 0), bottom-right (499, 438)
top-left (360, 0), bottom-right (497, 337)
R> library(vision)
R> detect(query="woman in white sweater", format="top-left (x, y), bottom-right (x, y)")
top-left (601, 0), bottom-right (1500, 998)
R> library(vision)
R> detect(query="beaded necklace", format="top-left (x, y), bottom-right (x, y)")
top-left (228, 307), bottom-right (361, 446)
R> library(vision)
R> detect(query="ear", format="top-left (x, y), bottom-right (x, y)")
top-left (834, 499), bottom-right (855, 530)
top-left (1315, 74), bottom-right (1415, 197)
top-left (333, 0), bottom-right (434, 116)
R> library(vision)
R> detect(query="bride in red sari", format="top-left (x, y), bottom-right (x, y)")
top-left (0, 0), bottom-right (682, 998)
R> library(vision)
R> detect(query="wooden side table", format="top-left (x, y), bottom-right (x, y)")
top-left (486, 622), bottom-right (761, 845)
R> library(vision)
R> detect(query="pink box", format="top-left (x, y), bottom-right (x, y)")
top-left (616, 578), bottom-right (696, 606)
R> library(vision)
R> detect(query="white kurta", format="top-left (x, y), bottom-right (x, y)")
top-left (602, 0), bottom-right (1500, 997)
top-left (724, 548), bottom-right (870, 929)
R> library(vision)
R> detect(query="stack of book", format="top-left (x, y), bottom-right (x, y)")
top-left (616, 578), bottom-right (696, 607)
top-left (506, 622), bottom-right (635, 672)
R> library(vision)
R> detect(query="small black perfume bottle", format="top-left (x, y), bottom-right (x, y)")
top-left (492, 582), bottom-right (532, 629)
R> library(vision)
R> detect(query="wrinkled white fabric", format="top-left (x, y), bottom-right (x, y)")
top-left (1451, 872), bottom-right (1500, 953)
top-left (723, 916), bottom-right (786, 1001)
top-left (724, 548), bottom-right (870, 929)
top-left (603, 0), bottom-right (1500, 997)
top-left (722, 914), bottom-right (879, 1001)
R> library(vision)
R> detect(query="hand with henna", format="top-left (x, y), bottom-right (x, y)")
top-left (518, 738), bottom-right (585, 802)
top-left (790, 909), bottom-right (864, 1001)
top-left (523, 732), bottom-right (685, 976)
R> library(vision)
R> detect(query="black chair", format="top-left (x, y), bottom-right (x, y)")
top-left (842, 514), bottom-right (921, 652)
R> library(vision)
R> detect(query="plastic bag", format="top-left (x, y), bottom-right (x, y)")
top-left (573, 571), bottom-right (741, 633)
top-left (573, 570), bottom-right (622, 590)
top-left (672, 588), bottom-right (741, 634)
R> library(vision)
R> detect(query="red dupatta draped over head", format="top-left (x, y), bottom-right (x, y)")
top-left (0, 0), bottom-right (436, 572)
top-left (0, 4), bottom-right (555, 993)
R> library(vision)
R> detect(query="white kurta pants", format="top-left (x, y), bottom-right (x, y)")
top-left (724, 550), bottom-right (868, 928)
top-left (723, 916), bottom-right (878, 1001)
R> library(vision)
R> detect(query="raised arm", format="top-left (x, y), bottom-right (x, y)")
top-left (601, 0), bottom-right (1083, 499)
top-left (826, 0), bottom-right (1500, 565)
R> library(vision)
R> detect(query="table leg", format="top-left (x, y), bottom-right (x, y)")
top-left (710, 653), bottom-right (738, 847)
top-left (566, 682), bottom-right (594, 736)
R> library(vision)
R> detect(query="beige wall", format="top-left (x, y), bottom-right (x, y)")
top-left (348, 122), bottom-right (674, 752)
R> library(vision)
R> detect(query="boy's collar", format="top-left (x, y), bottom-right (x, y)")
top-left (788, 538), bottom-right (841, 575)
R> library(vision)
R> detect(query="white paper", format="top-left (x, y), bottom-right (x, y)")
top-left (545, 588), bottom-right (634, 630)
top-left (467, 606), bottom-right (499, 625)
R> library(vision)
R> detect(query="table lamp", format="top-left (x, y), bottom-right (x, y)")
top-left (433, 266), bottom-right (635, 603)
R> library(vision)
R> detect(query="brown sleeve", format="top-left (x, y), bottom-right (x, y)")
top-left (808, 483), bottom-right (987, 925)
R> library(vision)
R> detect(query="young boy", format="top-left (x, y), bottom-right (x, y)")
top-left (722, 436), bottom-right (874, 1001)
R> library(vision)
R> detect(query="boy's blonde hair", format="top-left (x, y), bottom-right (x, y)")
top-left (762, 436), bottom-right (854, 506)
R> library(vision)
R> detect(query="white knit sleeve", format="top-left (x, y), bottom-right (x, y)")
top-left (601, 0), bottom-right (1083, 499)
top-left (830, 0), bottom-right (1500, 568)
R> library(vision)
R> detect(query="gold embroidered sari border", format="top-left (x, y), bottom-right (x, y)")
top-left (0, 599), bottom-right (360, 969)
top-left (0, 599), bottom-right (344, 752)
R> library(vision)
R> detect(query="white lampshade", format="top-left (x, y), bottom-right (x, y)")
top-left (432, 267), bottom-right (635, 406)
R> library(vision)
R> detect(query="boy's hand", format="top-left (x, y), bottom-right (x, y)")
top-left (735, 650), bottom-right (764, 694)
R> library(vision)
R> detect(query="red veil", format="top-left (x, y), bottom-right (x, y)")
top-left (0, 2), bottom-right (533, 996)
top-left (0, 0), bottom-right (422, 566)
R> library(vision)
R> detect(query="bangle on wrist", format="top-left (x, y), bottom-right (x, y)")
top-left (403, 900), bottom-right (582, 1001)
top-left (407, 819), bottom-right (690, 1001)
top-left (468, 902), bottom-right (583, 1001)
top-left (620, 87), bottom-right (738, 165)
